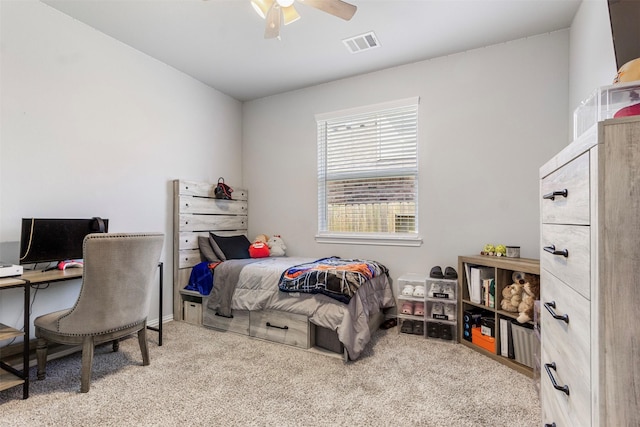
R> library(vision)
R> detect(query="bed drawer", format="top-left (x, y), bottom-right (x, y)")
top-left (541, 151), bottom-right (590, 226)
top-left (202, 308), bottom-right (250, 336)
top-left (250, 310), bottom-right (310, 349)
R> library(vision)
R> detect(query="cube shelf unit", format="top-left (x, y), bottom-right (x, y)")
top-left (396, 273), bottom-right (457, 341)
top-left (457, 254), bottom-right (540, 377)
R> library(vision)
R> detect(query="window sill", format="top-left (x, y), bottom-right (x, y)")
top-left (315, 233), bottom-right (423, 247)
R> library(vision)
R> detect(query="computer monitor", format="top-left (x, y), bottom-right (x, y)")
top-left (19, 217), bottom-right (109, 266)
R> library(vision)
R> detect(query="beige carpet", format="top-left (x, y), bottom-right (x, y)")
top-left (0, 321), bottom-right (540, 426)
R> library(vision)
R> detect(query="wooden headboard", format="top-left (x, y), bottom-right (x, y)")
top-left (172, 179), bottom-right (248, 320)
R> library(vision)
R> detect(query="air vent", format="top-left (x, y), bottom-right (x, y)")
top-left (342, 31), bottom-right (380, 54)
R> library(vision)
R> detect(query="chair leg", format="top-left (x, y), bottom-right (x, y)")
top-left (80, 336), bottom-right (95, 393)
top-left (138, 327), bottom-right (150, 366)
top-left (36, 338), bottom-right (48, 380)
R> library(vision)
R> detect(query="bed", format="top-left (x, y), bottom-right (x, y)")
top-left (173, 179), bottom-right (395, 361)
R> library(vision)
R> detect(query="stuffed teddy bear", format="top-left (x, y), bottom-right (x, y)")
top-left (517, 274), bottom-right (541, 323)
top-left (500, 271), bottom-right (525, 312)
top-left (500, 282), bottom-right (522, 312)
top-left (249, 234), bottom-right (270, 258)
top-left (267, 235), bottom-right (286, 257)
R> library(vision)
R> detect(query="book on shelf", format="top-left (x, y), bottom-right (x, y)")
top-left (482, 278), bottom-right (495, 308)
top-left (466, 265), bottom-right (494, 305)
top-left (499, 318), bottom-right (515, 359)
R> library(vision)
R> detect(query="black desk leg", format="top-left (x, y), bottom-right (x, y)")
top-left (146, 262), bottom-right (163, 346)
top-left (23, 280), bottom-right (30, 399)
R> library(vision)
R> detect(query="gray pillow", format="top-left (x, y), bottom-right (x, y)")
top-left (198, 236), bottom-right (220, 263)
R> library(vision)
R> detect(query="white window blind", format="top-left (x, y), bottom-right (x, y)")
top-left (316, 97), bottom-right (420, 245)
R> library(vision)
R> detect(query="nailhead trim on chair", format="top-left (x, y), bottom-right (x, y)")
top-left (53, 232), bottom-right (160, 334)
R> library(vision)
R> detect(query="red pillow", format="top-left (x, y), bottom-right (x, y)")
top-left (249, 242), bottom-right (270, 258)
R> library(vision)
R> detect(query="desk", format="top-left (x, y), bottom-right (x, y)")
top-left (0, 276), bottom-right (29, 399)
top-left (0, 262), bottom-right (163, 399)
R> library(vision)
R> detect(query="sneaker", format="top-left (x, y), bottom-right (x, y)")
top-left (428, 282), bottom-right (441, 298)
top-left (413, 302), bottom-right (425, 316)
top-left (401, 285), bottom-right (414, 297)
top-left (413, 321), bottom-right (424, 336)
top-left (400, 319), bottom-right (414, 334)
top-left (442, 284), bottom-right (455, 299)
top-left (444, 303), bottom-right (456, 321)
top-left (401, 302), bottom-right (414, 315)
top-left (430, 302), bottom-right (444, 318)
top-left (440, 324), bottom-right (453, 340)
top-left (413, 285), bottom-right (425, 297)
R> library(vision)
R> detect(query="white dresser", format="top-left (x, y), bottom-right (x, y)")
top-left (539, 116), bottom-right (640, 426)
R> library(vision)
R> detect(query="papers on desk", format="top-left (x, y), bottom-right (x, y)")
top-left (465, 264), bottom-right (494, 305)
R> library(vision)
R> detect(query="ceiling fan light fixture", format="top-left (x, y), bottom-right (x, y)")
top-left (251, 0), bottom-right (273, 19)
top-left (282, 6), bottom-right (301, 25)
top-left (276, 0), bottom-right (295, 7)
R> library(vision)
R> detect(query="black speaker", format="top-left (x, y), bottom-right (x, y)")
top-left (463, 309), bottom-right (482, 342)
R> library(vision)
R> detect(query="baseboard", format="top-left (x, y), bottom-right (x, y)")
top-left (147, 314), bottom-right (174, 328)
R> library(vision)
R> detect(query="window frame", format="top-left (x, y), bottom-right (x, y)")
top-left (315, 97), bottom-right (422, 247)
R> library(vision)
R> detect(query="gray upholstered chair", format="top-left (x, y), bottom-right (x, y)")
top-left (34, 232), bottom-right (164, 393)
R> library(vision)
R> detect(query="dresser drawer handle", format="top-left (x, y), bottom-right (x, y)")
top-left (545, 362), bottom-right (570, 396)
top-left (266, 322), bottom-right (289, 330)
top-left (543, 245), bottom-right (569, 257)
top-left (544, 301), bottom-right (569, 323)
top-left (543, 189), bottom-right (568, 200)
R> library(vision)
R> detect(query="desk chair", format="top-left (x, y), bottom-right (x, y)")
top-left (34, 232), bottom-right (164, 393)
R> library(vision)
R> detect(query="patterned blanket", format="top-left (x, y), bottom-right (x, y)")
top-left (278, 257), bottom-right (388, 303)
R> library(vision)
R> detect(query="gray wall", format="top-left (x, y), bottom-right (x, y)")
top-left (242, 30), bottom-right (571, 284)
top-left (0, 1), bottom-right (243, 333)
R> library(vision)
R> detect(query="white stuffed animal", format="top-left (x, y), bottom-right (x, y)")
top-left (267, 235), bottom-right (287, 257)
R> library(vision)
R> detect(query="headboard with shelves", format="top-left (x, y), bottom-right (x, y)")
top-left (172, 179), bottom-right (248, 320)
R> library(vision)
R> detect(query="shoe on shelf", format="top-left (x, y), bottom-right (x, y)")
top-left (401, 285), bottom-right (415, 296)
top-left (428, 282), bottom-right (442, 298)
top-left (413, 285), bottom-right (425, 297)
top-left (442, 284), bottom-right (455, 298)
top-left (429, 266), bottom-right (444, 279)
top-left (400, 319), bottom-right (414, 334)
top-left (413, 321), bottom-right (425, 336)
top-left (444, 304), bottom-right (457, 321)
top-left (440, 325), bottom-right (453, 340)
top-left (430, 302), bottom-right (444, 318)
top-left (413, 302), bottom-right (425, 316)
top-left (401, 302), bottom-right (414, 315)
top-left (444, 266), bottom-right (458, 279)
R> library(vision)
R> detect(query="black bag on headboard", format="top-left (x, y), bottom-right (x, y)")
top-left (214, 177), bottom-right (233, 200)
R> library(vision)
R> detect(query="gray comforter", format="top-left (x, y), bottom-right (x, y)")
top-left (205, 257), bottom-right (395, 360)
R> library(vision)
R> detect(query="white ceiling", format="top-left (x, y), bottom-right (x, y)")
top-left (42, 0), bottom-right (583, 101)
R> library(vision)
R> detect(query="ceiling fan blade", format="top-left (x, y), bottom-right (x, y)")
top-left (298, 0), bottom-right (357, 21)
top-left (264, 3), bottom-right (281, 39)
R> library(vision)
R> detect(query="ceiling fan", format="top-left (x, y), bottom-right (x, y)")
top-left (250, 0), bottom-right (357, 39)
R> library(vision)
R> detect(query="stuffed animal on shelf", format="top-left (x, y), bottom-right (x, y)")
top-left (613, 57), bottom-right (640, 118)
top-left (500, 271), bottom-right (525, 313)
top-left (249, 234), bottom-right (270, 258)
top-left (517, 274), bottom-right (541, 323)
top-left (267, 235), bottom-right (286, 257)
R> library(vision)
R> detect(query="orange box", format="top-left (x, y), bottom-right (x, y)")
top-left (471, 326), bottom-right (496, 354)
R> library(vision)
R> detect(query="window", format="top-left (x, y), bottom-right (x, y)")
top-left (316, 97), bottom-right (421, 246)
